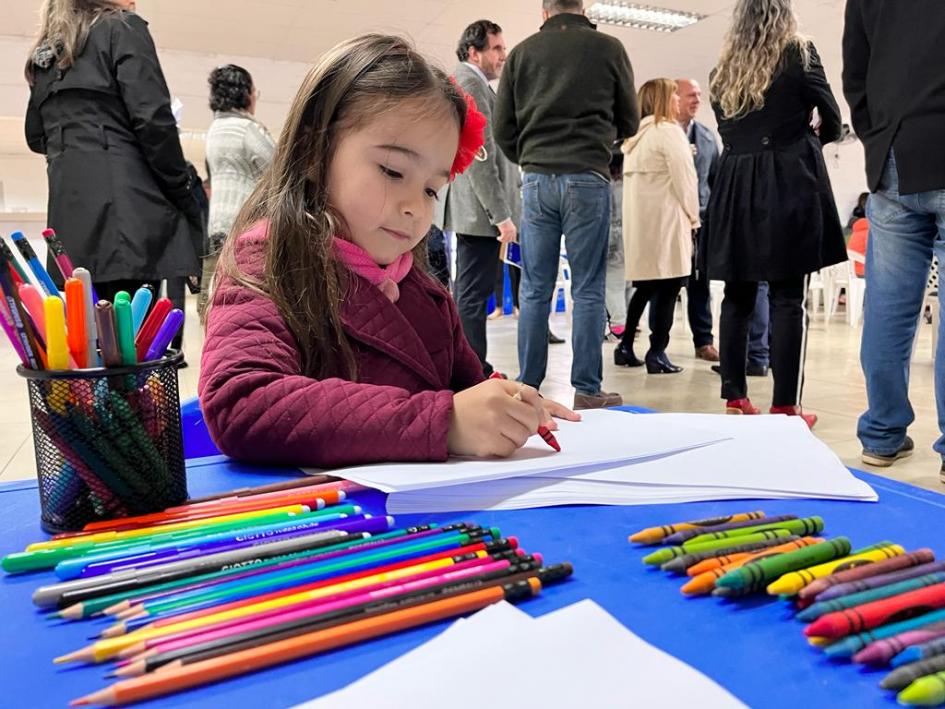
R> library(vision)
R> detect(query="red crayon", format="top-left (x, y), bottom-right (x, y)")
top-left (488, 372), bottom-right (561, 452)
top-left (805, 581), bottom-right (945, 639)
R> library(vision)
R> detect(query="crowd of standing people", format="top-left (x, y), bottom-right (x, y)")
top-left (22, 0), bottom-right (945, 478)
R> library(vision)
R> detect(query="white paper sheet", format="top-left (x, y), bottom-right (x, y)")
top-left (313, 410), bottom-right (729, 493)
top-left (384, 413), bottom-right (876, 513)
top-left (294, 599), bottom-right (746, 709)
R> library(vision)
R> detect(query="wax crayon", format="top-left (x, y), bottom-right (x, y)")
top-left (823, 609), bottom-right (945, 659)
top-left (767, 543), bottom-right (905, 596)
top-left (664, 514), bottom-right (799, 545)
top-left (898, 671), bottom-right (945, 706)
top-left (817, 561), bottom-right (945, 603)
top-left (854, 623), bottom-right (945, 665)
top-left (799, 549), bottom-right (935, 600)
top-left (894, 635), bottom-right (945, 667)
top-left (644, 529), bottom-right (793, 566)
top-left (683, 516), bottom-right (823, 547)
top-left (807, 582), bottom-right (945, 639)
top-left (883, 655), bottom-right (945, 691)
top-left (687, 537), bottom-right (823, 577)
top-left (800, 573), bottom-right (945, 624)
top-left (660, 535), bottom-right (801, 574)
top-left (716, 537), bottom-right (851, 591)
top-left (681, 538), bottom-right (824, 596)
top-left (629, 511), bottom-right (765, 545)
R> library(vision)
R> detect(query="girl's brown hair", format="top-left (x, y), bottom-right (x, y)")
top-left (637, 78), bottom-right (678, 124)
top-left (26, 0), bottom-right (127, 84)
top-left (215, 34), bottom-right (467, 380)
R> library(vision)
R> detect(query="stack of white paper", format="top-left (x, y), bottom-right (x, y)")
top-left (316, 410), bottom-right (877, 513)
top-left (293, 599), bottom-right (747, 709)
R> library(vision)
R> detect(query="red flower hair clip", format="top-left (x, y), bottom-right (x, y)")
top-left (449, 78), bottom-right (487, 180)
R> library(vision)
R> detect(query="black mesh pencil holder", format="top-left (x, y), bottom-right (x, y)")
top-left (18, 352), bottom-right (189, 533)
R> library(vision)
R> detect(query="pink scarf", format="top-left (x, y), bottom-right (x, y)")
top-left (332, 238), bottom-right (413, 303)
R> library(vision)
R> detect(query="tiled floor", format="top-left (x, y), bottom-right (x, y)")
top-left (1, 295), bottom-right (942, 493)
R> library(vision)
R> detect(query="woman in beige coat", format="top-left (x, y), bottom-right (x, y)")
top-left (614, 79), bottom-right (700, 374)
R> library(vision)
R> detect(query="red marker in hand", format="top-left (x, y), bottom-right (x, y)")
top-left (489, 372), bottom-right (561, 452)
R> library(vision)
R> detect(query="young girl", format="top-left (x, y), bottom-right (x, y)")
top-left (199, 35), bottom-right (578, 469)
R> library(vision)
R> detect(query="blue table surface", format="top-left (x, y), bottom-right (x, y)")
top-left (1, 401), bottom-right (943, 708)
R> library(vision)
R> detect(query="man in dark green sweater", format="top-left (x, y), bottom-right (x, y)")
top-left (495, 0), bottom-right (638, 411)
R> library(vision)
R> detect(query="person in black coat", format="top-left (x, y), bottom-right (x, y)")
top-left (703, 0), bottom-right (846, 428)
top-left (24, 0), bottom-right (201, 304)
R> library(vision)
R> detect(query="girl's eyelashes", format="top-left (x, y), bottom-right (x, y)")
top-left (380, 165), bottom-right (439, 201)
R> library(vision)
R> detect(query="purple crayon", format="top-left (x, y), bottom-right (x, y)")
top-left (662, 514), bottom-right (799, 544)
top-left (853, 622), bottom-right (945, 665)
top-left (817, 560), bottom-right (945, 602)
top-left (72, 515), bottom-right (391, 579)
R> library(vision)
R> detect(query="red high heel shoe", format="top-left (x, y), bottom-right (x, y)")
top-left (770, 405), bottom-right (817, 429)
top-left (725, 399), bottom-right (760, 415)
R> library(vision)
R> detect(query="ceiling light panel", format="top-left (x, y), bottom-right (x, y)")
top-left (587, 2), bottom-right (705, 32)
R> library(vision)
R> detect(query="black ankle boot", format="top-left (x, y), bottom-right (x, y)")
top-left (614, 343), bottom-right (643, 367)
top-left (645, 351), bottom-right (683, 374)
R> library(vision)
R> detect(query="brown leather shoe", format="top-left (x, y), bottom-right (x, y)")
top-left (695, 345), bottom-right (720, 362)
top-left (573, 391), bottom-right (624, 410)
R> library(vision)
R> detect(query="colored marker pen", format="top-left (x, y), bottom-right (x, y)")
top-left (43, 296), bottom-right (70, 371)
top-left (95, 301), bottom-right (121, 368)
top-left (11, 231), bottom-right (59, 297)
top-left (64, 278), bottom-right (88, 368)
top-left (114, 295), bottom-right (137, 366)
top-left (135, 297), bottom-right (172, 361)
top-left (130, 286), bottom-right (153, 336)
top-left (73, 268), bottom-right (100, 367)
top-left (144, 309), bottom-right (184, 361)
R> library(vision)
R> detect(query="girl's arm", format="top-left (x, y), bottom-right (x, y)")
top-left (199, 283), bottom-right (456, 468)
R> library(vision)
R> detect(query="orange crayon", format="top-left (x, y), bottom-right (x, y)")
top-left (629, 511), bottom-right (765, 545)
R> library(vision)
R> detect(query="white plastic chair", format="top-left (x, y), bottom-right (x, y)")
top-left (807, 270), bottom-right (826, 315)
top-left (845, 249), bottom-right (866, 327)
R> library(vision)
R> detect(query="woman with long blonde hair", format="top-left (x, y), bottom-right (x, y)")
top-left (702, 0), bottom-right (846, 427)
top-left (615, 78), bottom-right (699, 374)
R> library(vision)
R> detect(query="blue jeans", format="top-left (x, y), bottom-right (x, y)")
top-left (518, 172), bottom-right (611, 395)
top-left (858, 151), bottom-right (945, 458)
top-left (748, 281), bottom-right (770, 367)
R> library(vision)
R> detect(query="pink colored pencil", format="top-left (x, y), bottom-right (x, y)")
top-left (164, 480), bottom-right (361, 513)
top-left (127, 557), bottom-right (522, 658)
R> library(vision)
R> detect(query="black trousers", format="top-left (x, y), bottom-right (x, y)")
top-left (621, 277), bottom-right (686, 354)
top-left (719, 276), bottom-right (809, 406)
top-left (494, 260), bottom-right (521, 310)
top-left (454, 233), bottom-right (500, 375)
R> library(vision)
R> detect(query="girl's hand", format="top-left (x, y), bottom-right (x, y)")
top-left (447, 379), bottom-right (543, 458)
top-left (540, 398), bottom-right (581, 431)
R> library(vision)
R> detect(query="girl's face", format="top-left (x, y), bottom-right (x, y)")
top-left (326, 101), bottom-right (459, 265)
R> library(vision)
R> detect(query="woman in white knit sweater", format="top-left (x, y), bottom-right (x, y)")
top-left (615, 78), bottom-right (700, 374)
top-left (200, 64), bottom-right (275, 318)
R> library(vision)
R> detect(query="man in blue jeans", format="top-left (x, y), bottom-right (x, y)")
top-left (843, 0), bottom-right (945, 478)
top-left (494, 0), bottom-right (638, 409)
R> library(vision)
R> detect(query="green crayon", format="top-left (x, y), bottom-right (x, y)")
top-left (660, 536), bottom-right (801, 574)
top-left (898, 671), bottom-right (945, 706)
top-left (883, 655), bottom-right (945, 691)
top-left (683, 516), bottom-right (825, 547)
top-left (644, 529), bottom-right (793, 566)
top-left (715, 537), bottom-right (852, 590)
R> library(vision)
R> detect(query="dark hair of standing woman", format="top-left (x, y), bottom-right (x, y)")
top-left (208, 64), bottom-right (255, 112)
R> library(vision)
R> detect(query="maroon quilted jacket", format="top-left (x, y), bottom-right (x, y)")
top-left (198, 224), bottom-right (485, 468)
